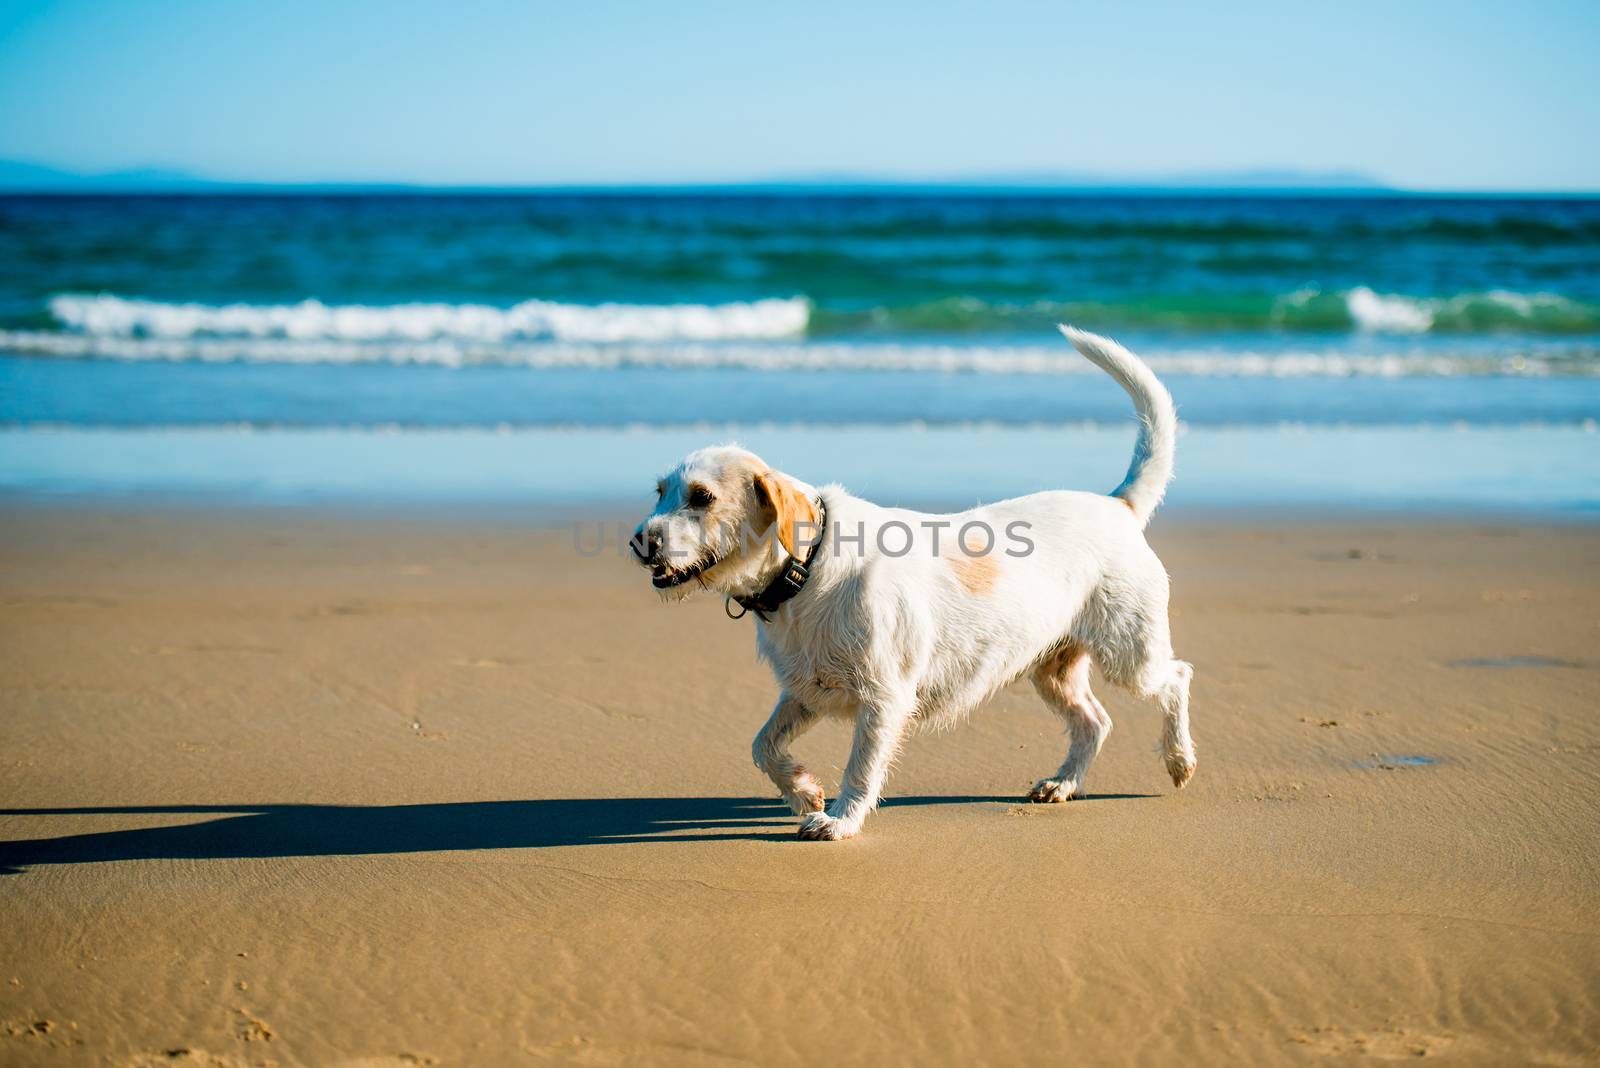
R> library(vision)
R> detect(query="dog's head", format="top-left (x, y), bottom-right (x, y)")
top-left (630, 445), bottom-right (819, 601)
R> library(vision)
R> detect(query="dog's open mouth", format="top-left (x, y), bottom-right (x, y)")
top-left (650, 553), bottom-right (719, 589)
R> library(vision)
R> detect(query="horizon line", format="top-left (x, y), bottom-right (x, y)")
top-left (2, 185), bottom-right (1597, 198)
top-left (3, 179), bottom-right (1600, 198)
top-left (1, 159), bottom-right (1597, 197)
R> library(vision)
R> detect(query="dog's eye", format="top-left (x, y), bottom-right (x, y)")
top-left (686, 485), bottom-right (715, 509)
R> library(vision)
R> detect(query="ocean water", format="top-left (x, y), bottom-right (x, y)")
top-left (1, 193), bottom-right (1597, 510)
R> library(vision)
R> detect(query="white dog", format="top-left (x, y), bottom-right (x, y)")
top-left (631, 327), bottom-right (1194, 840)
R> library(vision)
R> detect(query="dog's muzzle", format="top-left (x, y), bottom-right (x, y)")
top-left (632, 527), bottom-right (716, 589)
top-left (648, 554), bottom-right (717, 589)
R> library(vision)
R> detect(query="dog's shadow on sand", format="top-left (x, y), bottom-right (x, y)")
top-left (0, 793), bottom-right (1155, 874)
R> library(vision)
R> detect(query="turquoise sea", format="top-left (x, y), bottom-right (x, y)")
top-left (1, 192), bottom-right (1596, 512)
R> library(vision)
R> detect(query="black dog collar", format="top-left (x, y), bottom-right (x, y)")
top-left (726, 498), bottom-right (827, 622)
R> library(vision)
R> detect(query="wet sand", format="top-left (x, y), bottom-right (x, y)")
top-left (1, 508), bottom-right (1597, 1066)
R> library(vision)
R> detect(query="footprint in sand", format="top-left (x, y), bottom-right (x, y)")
top-left (232, 1010), bottom-right (273, 1044)
top-left (4, 1018), bottom-right (79, 1046)
top-left (1288, 1024), bottom-right (1456, 1058)
top-left (123, 1051), bottom-right (254, 1067)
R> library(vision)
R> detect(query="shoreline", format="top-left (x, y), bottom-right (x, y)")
top-left (2, 423), bottom-right (1596, 517)
top-left (4, 496), bottom-right (1600, 533)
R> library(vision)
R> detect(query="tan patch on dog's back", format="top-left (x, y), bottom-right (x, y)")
top-left (946, 527), bottom-right (1000, 595)
top-left (949, 554), bottom-right (998, 595)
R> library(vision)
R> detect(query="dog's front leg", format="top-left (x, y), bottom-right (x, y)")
top-left (753, 694), bottom-right (826, 815)
top-left (797, 693), bottom-right (913, 841)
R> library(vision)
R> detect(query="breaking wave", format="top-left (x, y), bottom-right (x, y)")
top-left (35, 288), bottom-right (1600, 347)
top-left (810, 288), bottom-right (1600, 335)
top-left (1297, 286), bottom-right (1598, 335)
top-left (47, 293), bottom-right (812, 343)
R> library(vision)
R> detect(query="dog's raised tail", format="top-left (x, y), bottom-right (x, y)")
top-left (1059, 325), bottom-right (1176, 528)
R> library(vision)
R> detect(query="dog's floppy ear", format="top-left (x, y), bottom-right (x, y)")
top-left (753, 470), bottom-right (819, 558)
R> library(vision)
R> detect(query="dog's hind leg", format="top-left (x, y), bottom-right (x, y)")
top-left (1090, 569), bottom-right (1197, 790)
top-left (1152, 658), bottom-right (1196, 787)
top-left (753, 693), bottom-right (826, 815)
top-left (1026, 643), bottom-right (1113, 803)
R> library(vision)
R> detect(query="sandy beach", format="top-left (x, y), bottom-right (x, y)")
top-left (4, 0), bottom-right (1598, 1062)
top-left (0, 507), bottom-right (1596, 1066)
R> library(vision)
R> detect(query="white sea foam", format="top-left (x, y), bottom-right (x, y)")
top-left (3, 329), bottom-right (1593, 378)
top-left (45, 288), bottom-right (1597, 346)
top-left (1340, 286), bottom-right (1588, 334)
top-left (48, 293), bottom-right (812, 343)
top-left (1345, 287), bottom-right (1436, 333)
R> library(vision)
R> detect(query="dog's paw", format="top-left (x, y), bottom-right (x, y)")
top-left (1026, 777), bottom-right (1077, 803)
top-left (783, 773), bottom-right (826, 815)
top-left (1167, 757), bottom-right (1197, 789)
top-left (797, 811), bottom-right (857, 841)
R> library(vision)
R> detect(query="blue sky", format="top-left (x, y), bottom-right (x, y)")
top-left (0, 0), bottom-right (1595, 190)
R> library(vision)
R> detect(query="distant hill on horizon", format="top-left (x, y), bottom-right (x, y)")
top-left (0, 158), bottom-right (1583, 195)
top-left (0, 159), bottom-right (212, 191)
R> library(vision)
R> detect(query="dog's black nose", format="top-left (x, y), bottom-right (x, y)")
top-left (630, 528), bottom-right (660, 562)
